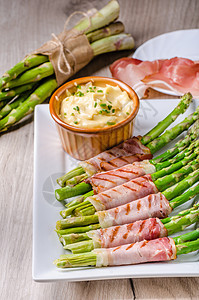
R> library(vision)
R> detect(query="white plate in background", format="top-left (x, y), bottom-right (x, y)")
top-left (133, 29), bottom-right (199, 96)
top-left (33, 100), bottom-right (199, 281)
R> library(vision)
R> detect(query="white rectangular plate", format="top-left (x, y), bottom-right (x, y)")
top-left (33, 99), bottom-right (199, 282)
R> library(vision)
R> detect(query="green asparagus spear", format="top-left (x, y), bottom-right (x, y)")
top-left (0, 55), bottom-right (48, 89)
top-left (0, 89), bottom-right (35, 119)
top-left (176, 238), bottom-right (199, 255)
top-left (154, 139), bottom-right (199, 171)
top-left (64, 240), bottom-right (94, 253)
top-left (141, 93), bottom-right (193, 145)
top-left (173, 229), bottom-right (199, 244)
top-left (0, 83), bottom-right (35, 102)
top-left (146, 106), bottom-right (199, 154)
top-left (151, 151), bottom-right (199, 182)
top-left (165, 209), bottom-right (199, 235)
top-left (3, 62), bottom-right (54, 89)
top-left (56, 224), bottom-right (100, 236)
top-left (169, 184), bottom-right (199, 210)
top-left (57, 167), bottom-right (85, 188)
top-left (74, 0), bottom-right (120, 34)
top-left (86, 22), bottom-right (124, 43)
top-left (163, 169), bottom-right (199, 200)
top-left (56, 214), bottom-right (99, 230)
top-left (60, 233), bottom-right (91, 246)
top-left (55, 182), bottom-right (92, 201)
top-left (66, 190), bottom-right (94, 207)
top-left (60, 200), bottom-right (91, 218)
top-left (154, 161), bottom-right (199, 192)
top-left (67, 174), bottom-right (88, 186)
top-left (0, 78), bottom-right (57, 132)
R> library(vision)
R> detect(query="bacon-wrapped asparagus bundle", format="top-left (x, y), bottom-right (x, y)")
top-left (56, 180), bottom-right (199, 232)
top-left (57, 94), bottom-right (193, 187)
top-left (62, 207), bottom-right (199, 254)
top-left (84, 140), bottom-right (199, 194)
top-left (55, 113), bottom-right (199, 201)
top-left (54, 231), bottom-right (199, 268)
top-left (60, 204), bottom-right (199, 248)
top-left (59, 159), bottom-right (199, 216)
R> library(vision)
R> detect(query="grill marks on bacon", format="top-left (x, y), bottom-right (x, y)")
top-left (100, 153), bottom-right (152, 171)
top-left (88, 174), bottom-right (158, 211)
top-left (79, 137), bottom-right (152, 176)
top-left (93, 237), bottom-right (176, 267)
top-left (87, 162), bottom-right (155, 194)
top-left (110, 57), bottom-right (199, 98)
top-left (88, 218), bottom-right (167, 248)
top-left (96, 193), bottom-right (172, 228)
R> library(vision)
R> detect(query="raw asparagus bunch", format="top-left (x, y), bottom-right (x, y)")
top-left (56, 177), bottom-right (199, 231)
top-left (0, 1), bottom-right (135, 132)
top-left (57, 93), bottom-right (194, 188)
top-left (54, 230), bottom-right (199, 268)
top-left (62, 205), bottom-right (199, 253)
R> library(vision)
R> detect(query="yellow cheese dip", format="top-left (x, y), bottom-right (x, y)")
top-left (60, 82), bottom-right (133, 129)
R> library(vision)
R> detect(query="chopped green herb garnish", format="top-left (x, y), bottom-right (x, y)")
top-left (87, 90), bottom-right (89, 92)
top-left (102, 109), bottom-right (110, 113)
top-left (76, 85), bottom-right (81, 89)
top-left (74, 121), bottom-right (78, 124)
top-left (107, 121), bottom-right (116, 126)
top-left (71, 92), bottom-right (75, 96)
top-left (97, 90), bottom-right (103, 93)
top-left (64, 113), bottom-right (67, 116)
top-left (94, 102), bottom-right (97, 108)
top-left (126, 112), bottom-right (130, 115)
top-left (73, 106), bottom-right (80, 112)
top-left (108, 105), bottom-right (112, 110)
top-left (76, 91), bottom-right (84, 97)
top-left (112, 109), bottom-right (115, 113)
top-left (99, 110), bottom-right (102, 114)
top-left (71, 113), bottom-right (75, 116)
top-left (93, 86), bottom-right (96, 89)
top-left (108, 100), bottom-right (112, 103)
top-left (100, 103), bottom-right (106, 107)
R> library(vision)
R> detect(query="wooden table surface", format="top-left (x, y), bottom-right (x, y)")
top-left (0, 0), bottom-right (199, 299)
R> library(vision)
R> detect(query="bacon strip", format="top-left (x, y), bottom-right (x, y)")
top-left (79, 137), bottom-right (151, 176)
top-left (86, 161), bottom-right (156, 194)
top-left (110, 57), bottom-right (199, 98)
top-left (96, 193), bottom-right (172, 228)
top-left (93, 237), bottom-right (176, 267)
top-left (88, 174), bottom-right (158, 211)
top-left (87, 218), bottom-right (167, 248)
top-left (100, 153), bottom-right (152, 171)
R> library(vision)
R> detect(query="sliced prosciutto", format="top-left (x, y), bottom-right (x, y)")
top-left (93, 237), bottom-right (176, 267)
top-left (79, 137), bottom-right (152, 176)
top-left (110, 57), bottom-right (199, 98)
top-left (87, 218), bottom-right (167, 248)
top-left (96, 192), bottom-right (172, 228)
top-left (88, 174), bottom-right (158, 211)
top-left (86, 160), bottom-right (156, 194)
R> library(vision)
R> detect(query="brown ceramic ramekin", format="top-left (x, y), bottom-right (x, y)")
top-left (49, 76), bottom-right (139, 160)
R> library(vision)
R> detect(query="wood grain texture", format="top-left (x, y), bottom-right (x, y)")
top-left (0, 0), bottom-right (199, 299)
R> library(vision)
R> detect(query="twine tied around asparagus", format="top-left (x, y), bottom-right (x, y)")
top-left (32, 10), bottom-right (94, 86)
